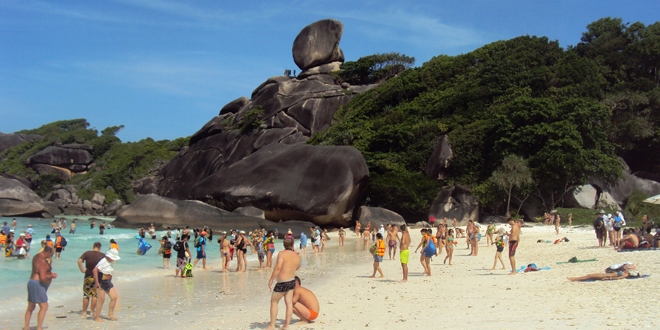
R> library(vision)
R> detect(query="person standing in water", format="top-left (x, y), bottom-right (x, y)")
top-left (24, 246), bottom-right (57, 330)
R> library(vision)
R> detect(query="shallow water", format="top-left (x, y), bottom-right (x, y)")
top-left (0, 215), bottom-right (258, 320)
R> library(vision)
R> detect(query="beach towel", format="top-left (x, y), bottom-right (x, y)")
top-left (515, 264), bottom-right (551, 273)
top-left (556, 257), bottom-right (597, 264)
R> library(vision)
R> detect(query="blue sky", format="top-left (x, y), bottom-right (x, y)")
top-left (1, 1), bottom-right (658, 142)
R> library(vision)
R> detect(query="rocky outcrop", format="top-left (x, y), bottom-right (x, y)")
top-left (292, 19), bottom-right (344, 71)
top-left (564, 184), bottom-right (599, 209)
top-left (428, 185), bottom-right (479, 224)
top-left (27, 144), bottom-right (94, 184)
top-left (357, 206), bottom-right (405, 228)
top-left (233, 206), bottom-right (265, 219)
top-left (0, 177), bottom-right (48, 217)
top-left (0, 133), bottom-right (43, 154)
top-left (425, 135), bottom-right (453, 180)
top-left (191, 143), bottom-right (369, 227)
top-left (114, 194), bottom-right (318, 237)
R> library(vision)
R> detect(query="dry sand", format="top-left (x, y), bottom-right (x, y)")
top-left (16, 225), bottom-right (659, 329)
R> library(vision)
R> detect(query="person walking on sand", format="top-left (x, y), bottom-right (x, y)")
top-left (266, 238), bottom-right (300, 330)
top-left (507, 218), bottom-right (521, 275)
top-left (338, 227), bottom-right (346, 247)
top-left (370, 233), bottom-right (385, 278)
top-left (292, 276), bottom-right (320, 324)
top-left (24, 246), bottom-right (57, 330)
top-left (174, 236), bottom-right (191, 278)
top-left (387, 224), bottom-right (398, 260)
top-left (594, 210), bottom-right (606, 247)
top-left (414, 229), bottom-right (430, 275)
top-left (193, 231), bottom-right (207, 269)
top-left (444, 229), bottom-right (455, 265)
top-left (399, 225), bottom-right (411, 282)
top-left (77, 242), bottom-right (105, 319)
top-left (555, 214), bottom-right (561, 235)
top-left (490, 235), bottom-right (506, 270)
top-left (92, 248), bottom-right (120, 322)
top-left (361, 228), bottom-right (370, 250)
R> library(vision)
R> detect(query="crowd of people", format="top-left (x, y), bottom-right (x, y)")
top-left (7, 210), bottom-right (657, 329)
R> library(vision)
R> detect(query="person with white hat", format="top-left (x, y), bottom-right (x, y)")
top-left (93, 248), bottom-right (121, 322)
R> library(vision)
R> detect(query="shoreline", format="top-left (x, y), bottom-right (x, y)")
top-left (10, 225), bottom-right (659, 329)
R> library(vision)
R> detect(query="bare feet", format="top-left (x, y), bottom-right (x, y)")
top-left (369, 275), bottom-right (375, 278)
top-left (265, 325), bottom-right (276, 330)
top-left (94, 317), bottom-right (105, 323)
top-left (490, 267), bottom-right (495, 270)
top-left (378, 275), bottom-right (384, 278)
top-left (509, 271), bottom-right (517, 275)
top-left (107, 315), bottom-right (118, 321)
top-left (400, 279), bottom-right (407, 283)
top-left (501, 267), bottom-right (506, 270)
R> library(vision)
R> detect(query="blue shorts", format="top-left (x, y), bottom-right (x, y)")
top-left (27, 279), bottom-right (49, 303)
top-left (196, 250), bottom-right (206, 259)
top-left (99, 279), bottom-right (114, 293)
top-left (374, 255), bottom-right (383, 263)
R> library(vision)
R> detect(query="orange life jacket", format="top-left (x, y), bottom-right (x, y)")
top-left (377, 239), bottom-right (386, 257)
top-left (110, 243), bottom-right (119, 251)
top-left (0, 234), bottom-right (6, 245)
top-left (55, 236), bottom-right (62, 248)
top-left (46, 240), bottom-right (54, 247)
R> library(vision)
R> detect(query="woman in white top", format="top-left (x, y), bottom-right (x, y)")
top-left (93, 248), bottom-right (120, 322)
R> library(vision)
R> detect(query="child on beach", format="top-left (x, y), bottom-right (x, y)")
top-left (491, 235), bottom-right (506, 270)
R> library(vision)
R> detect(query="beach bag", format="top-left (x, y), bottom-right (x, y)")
top-left (194, 236), bottom-right (201, 248)
top-left (184, 262), bottom-right (193, 277)
top-left (423, 239), bottom-right (436, 257)
top-left (59, 236), bottom-right (67, 247)
top-left (369, 243), bottom-right (377, 255)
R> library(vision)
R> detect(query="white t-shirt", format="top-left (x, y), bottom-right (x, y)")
top-left (603, 216), bottom-right (613, 231)
top-left (96, 258), bottom-right (115, 276)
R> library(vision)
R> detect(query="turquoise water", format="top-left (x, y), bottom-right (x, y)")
top-left (0, 216), bottom-right (253, 318)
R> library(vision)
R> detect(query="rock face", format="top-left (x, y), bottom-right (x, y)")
top-left (564, 184), bottom-right (599, 209)
top-left (113, 194), bottom-right (316, 236)
top-left (425, 135), bottom-right (453, 180)
top-left (27, 145), bottom-right (94, 181)
top-left (0, 133), bottom-right (43, 154)
top-left (357, 206), bottom-right (405, 228)
top-left (428, 185), bottom-right (479, 224)
top-left (191, 143), bottom-right (369, 227)
top-left (0, 177), bottom-right (48, 217)
top-left (292, 19), bottom-right (344, 71)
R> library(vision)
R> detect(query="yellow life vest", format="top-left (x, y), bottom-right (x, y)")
top-left (377, 239), bottom-right (386, 256)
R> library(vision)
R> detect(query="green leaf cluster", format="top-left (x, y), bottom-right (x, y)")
top-left (334, 52), bottom-right (415, 85)
top-left (311, 18), bottom-right (660, 218)
top-left (1, 119), bottom-right (188, 205)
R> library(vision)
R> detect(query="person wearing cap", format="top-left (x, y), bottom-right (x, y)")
top-left (193, 231), bottom-right (207, 270)
top-left (16, 233), bottom-right (29, 258)
top-left (93, 248), bottom-right (121, 322)
top-left (26, 224), bottom-right (35, 237)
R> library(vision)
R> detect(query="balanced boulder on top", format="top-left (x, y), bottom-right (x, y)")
top-left (292, 19), bottom-right (344, 71)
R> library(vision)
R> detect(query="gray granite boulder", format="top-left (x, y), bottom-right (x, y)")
top-left (0, 177), bottom-right (48, 217)
top-left (564, 184), bottom-right (599, 209)
top-left (292, 19), bottom-right (344, 71)
top-left (0, 133), bottom-right (43, 154)
top-left (428, 185), bottom-right (479, 224)
top-left (233, 206), bottom-right (265, 219)
top-left (191, 143), bottom-right (369, 227)
top-left (28, 146), bottom-right (93, 169)
top-left (425, 135), bottom-right (453, 180)
top-left (357, 206), bottom-right (406, 228)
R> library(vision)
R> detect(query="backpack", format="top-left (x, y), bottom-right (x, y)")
top-left (194, 236), bottom-right (201, 248)
top-left (173, 241), bottom-right (183, 252)
top-left (59, 236), bottom-right (68, 247)
top-left (164, 241), bottom-right (173, 250)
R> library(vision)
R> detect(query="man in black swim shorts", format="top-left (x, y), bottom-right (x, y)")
top-left (273, 279), bottom-right (296, 293)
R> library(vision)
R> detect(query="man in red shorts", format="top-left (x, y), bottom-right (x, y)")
top-left (507, 218), bottom-right (521, 275)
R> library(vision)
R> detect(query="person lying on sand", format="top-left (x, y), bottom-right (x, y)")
top-left (567, 262), bottom-right (641, 281)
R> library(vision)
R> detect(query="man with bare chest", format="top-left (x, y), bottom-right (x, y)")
top-left (386, 224), bottom-right (399, 260)
top-left (508, 219), bottom-right (521, 275)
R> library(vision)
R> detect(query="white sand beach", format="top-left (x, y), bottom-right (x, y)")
top-left (13, 225), bottom-right (660, 329)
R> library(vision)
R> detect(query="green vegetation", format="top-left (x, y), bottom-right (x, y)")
top-left (311, 17), bottom-right (660, 219)
top-left (333, 52), bottom-right (415, 85)
top-left (238, 106), bottom-right (265, 134)
top-left (0, 119), bottom-right (188, 204)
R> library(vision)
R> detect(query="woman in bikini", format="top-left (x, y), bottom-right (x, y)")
top-left (218, 232), bottom-right (230, 272)
top-left (264, 231), bottom-right (276, 268)
top-left (355, 222), bottom-right (361, 237)
top-left (435, 223), bottom-right (445, 257)
top-left (338, 227), bottom-right (346, 246)
top-left (321, 229), bottom-right (328, 252)
top-left (362, 229), bottom-right (370, 250)
top-left (444, 229), bottom-right (454, 265)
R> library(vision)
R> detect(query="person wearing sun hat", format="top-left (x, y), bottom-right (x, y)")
top-left (93, 248), bottom-right (120, 322)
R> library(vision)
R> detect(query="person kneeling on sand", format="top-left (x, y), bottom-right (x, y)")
top-left (291, 276), bottom-right (320, 324)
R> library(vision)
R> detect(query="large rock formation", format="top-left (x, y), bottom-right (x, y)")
top-left (357, 206), bottom-right (406, 228)
top-left (28, 145), bottom-right (94, 172)
top-left (428, 185), bottom-right (479, 224)
top-left (0, 132), bottom-right (43, 154)
top-left (191, 143), bottom-right (369, 227)
top-left (113, 194), bottom-right (317, 237)
top-left (292, 19), bottom-right (344, 71)
top-left (425, 135), bottom-right (453, 180)
top-left (0, 176), bottom-right (48, 217)
top-left (154, 19), bottom-right (378, 227)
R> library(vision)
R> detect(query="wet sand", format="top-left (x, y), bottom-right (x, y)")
top-left (15, 225), bottom-right (660, 329)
